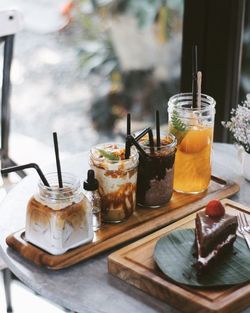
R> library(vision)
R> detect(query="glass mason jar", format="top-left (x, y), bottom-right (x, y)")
top-left (168, 93), bottom-right (216, 194)
top-left (136, 133), bottom-right (177, 208)
top-left (26, 172), bottom-right (93, 255)
top-left (90, 143), bottom-right (139, 223)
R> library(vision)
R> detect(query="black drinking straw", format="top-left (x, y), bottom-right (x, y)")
top-left (127, 113), bottom-right (131, 135)
top-left (125, 137), bottom-right (131, 159)
top-left (125, 113), bottom-right (131, 159)
top-left (134, 127), bottom-right (154, 154)
top-left (53, 132), bottom-right (63, 188)
top-left (155, 110), bottom-right (161, 149)
top-left (127, 135), bottom-right (148, 159)
top-left (148, 128), bottom-right (155, 154)
top-left (1, 163), bottom-right (50, 187)
top-left (192, 44), bottom-right (198, 108)
top-left (135, 127), bottom-right (151, 141)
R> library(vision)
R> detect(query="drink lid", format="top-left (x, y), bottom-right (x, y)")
top-left (83, 169), bottom-right (99, 191)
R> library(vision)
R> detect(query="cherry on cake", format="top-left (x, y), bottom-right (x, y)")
top-left (194, 199), bottom-right (238, 273)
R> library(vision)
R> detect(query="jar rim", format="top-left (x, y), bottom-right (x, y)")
top-left (168, 92), bottom-right (216, 112)
top-left (38, 172), bottom-right (80, 192)
top-left (139, 133), bottom-right (177, 150)
top-left (90, 142), bottom-right (139, 164)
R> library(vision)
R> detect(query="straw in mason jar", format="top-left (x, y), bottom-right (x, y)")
top-left (125, 113), bottom-right (131, 159)
top-left (155, 110), bottom-right (161, 150)
top-left (134, 127), bottom-right (154, 154)
top-left (134, 127), bottom-right (151, 141)
top-left (148, 128), bottom-right (155, 154)
top-left (192, 44), bottom-right (198, 108)
top-left (53, 132), bottom-right (63, 188)
top-left (197, 71), bottom-right (202, 109)
top-left (1, 163), bottom-right (50, 187)
top-left (127, 113), bottom-right (131, 135)
top-left (127, 135), bottom-right (148, 159)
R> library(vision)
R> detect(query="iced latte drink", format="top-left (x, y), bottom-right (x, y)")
top-left (90, 143), bottom-right (139, 223)
top-left (26, 173), bottom-right (93, 255)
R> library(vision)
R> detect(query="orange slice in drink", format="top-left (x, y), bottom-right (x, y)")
top-left (179, 128), bottom-right (212, 154)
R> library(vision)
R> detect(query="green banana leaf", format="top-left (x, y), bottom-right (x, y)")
top-left (154, 229), bottom-right (250, 288)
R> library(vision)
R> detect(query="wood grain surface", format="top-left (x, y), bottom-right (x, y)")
top-left (6, 176), bottom-right (239, 270)
top-left (108, 199), bottom-right (250, 313)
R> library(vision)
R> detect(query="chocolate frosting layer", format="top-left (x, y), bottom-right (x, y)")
top-left (196, 211), bottom-right (238, 257)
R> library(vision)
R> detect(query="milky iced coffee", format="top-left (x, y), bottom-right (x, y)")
top-left (26, 173), bottom-right (93, 255)
top-left (90, 143), bottom-right (139, 223)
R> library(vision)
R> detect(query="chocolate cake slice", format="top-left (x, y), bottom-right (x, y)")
top-left (194, 200), bottom-right (238, 273)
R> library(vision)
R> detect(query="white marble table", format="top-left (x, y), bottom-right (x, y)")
top-left (0, 143), bottom-right (250, 313)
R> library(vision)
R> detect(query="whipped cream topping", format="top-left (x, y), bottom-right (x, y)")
top-left (90, 143), bottom-right (138, 171)
top-left (197, 234), bottom-right (236, 265)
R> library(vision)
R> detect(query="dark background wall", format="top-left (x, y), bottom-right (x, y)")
top-left (181, 0), bottom-right (245, 142)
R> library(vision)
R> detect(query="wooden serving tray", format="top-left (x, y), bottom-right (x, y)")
top-left (6, 176), bottom-right (239, 270)
top-left (108, 199), bottom-right (250, 313)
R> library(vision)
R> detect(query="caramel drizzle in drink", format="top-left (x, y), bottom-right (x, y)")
top-left (90, 144), bottom-right (138, 222)
top-left (99, 182), bottom-right (136, 220)
top-left (27, 197), bottom-right (88, 230)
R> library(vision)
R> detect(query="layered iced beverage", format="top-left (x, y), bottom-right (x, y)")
top-left (90, 143), bottom-right (139, 223)
top-left (26, 173), bottom-right (93, 255)
top-left (136, 134), bottom-right (176, 208)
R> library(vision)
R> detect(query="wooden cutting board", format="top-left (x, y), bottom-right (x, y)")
top-left (6, 176), bottom-right (239, 270)
top-left (108, 199), bottom-right (250, 313)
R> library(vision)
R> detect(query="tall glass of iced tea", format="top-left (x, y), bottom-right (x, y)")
top-left (168, 93), bottom-right (216, 194)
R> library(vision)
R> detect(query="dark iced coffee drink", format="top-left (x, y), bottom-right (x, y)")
top-left (136, 134), bottom-right (176, 208)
